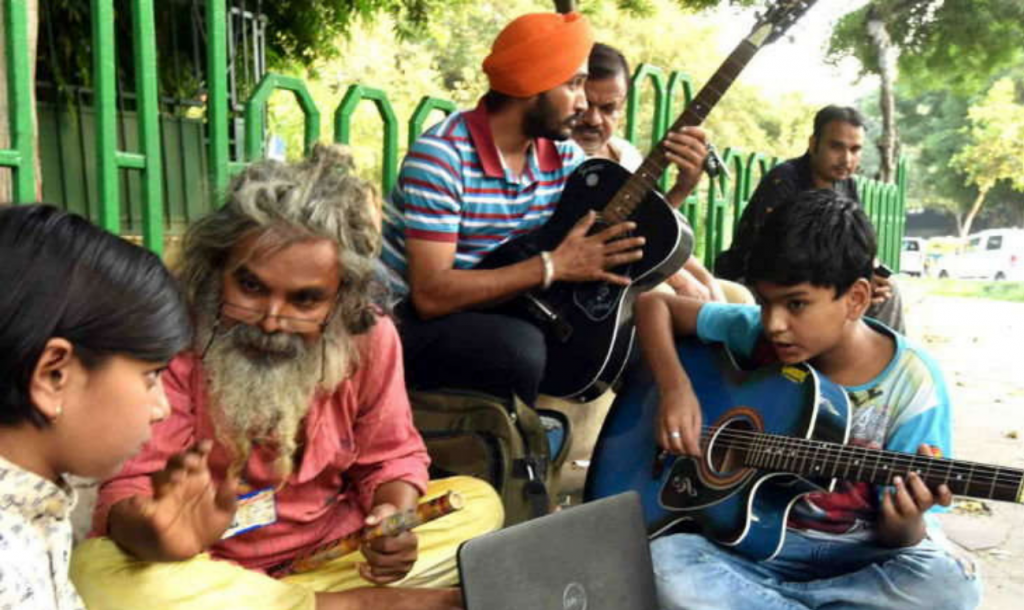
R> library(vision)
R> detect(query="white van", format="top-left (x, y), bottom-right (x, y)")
top-left (900, 237), bottom-right (926, 276)
top-left (936, 228), bottom-right (1024, 281)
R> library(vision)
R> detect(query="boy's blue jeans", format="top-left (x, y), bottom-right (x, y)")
top-left (651, 530), bottom-right (981, 610)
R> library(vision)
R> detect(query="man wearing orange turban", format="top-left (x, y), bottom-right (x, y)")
top-left (381, 13), bottom-right (644, 413)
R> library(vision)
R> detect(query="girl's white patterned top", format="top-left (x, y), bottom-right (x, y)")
top-left (0, 455), bottom-right (85, 610)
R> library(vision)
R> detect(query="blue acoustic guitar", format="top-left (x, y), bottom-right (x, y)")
top-left (584, 339), bottom-right (1024, 561)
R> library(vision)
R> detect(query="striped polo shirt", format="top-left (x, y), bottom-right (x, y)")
top-left (381, 100), bottom-right (586, 292)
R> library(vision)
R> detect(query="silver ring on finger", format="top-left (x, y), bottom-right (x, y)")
top-left (669, 430), bottom-right (682, 440)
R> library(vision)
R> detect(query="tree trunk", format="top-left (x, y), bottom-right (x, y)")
top-left (0, 0), bottom-right (41, 203)
top-left (961, 187), bottom-right (988, 239)
top-left (866, 7), bottom-right (898, 184)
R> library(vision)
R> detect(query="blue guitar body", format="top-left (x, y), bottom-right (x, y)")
top-left (583, 339), bottom-right (851, 561)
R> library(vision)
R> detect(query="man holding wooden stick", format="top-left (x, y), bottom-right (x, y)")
top-left (70, 145), bottom-right (501, 610)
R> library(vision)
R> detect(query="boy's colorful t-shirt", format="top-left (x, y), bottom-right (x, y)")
top-left (694, 303), bottom-right (953, 538)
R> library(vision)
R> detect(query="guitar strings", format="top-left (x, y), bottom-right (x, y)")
top-left (702, 428), bottom-right (1023, 492)
top-left (676, 425), bottom-right (1024, 492)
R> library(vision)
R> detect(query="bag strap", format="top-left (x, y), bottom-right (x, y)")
top-left (513, 455), bottom-right (550, 518)
top-left (509, 394), bottom-right (553, 518)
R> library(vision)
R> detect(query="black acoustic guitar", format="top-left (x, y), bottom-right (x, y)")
top-left (476, 1), bottom-right (820, 401)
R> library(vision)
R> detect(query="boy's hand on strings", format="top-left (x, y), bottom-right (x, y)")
top-left (358, 502), bottom-right (419, 585)
top-left (877, 444), bottom-right (952, 548)
top-left (657, 385), bottom-right (703, 457)
top-left (112, 440), bottom-right (238, 561)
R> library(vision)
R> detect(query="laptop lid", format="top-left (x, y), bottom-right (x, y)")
top-left (458, 492), bottom-right (658, 610)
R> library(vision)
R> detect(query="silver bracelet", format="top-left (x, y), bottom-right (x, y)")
top-left (540, 251), bottom-right (555, 290)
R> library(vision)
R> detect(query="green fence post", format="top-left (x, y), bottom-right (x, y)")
top-left (663, 71), bottom-right (693, 195)
top-left (1, 0), bottom-right (36, 202)
top-left (244, 74), bottom-right (321, 162)
top-left (625, 64), bottom-right (667, 189)
top-left (206, 0), bottom-right (230, 197)
top-left (408, 96), bottom-right (457, 149)
top-left (89, 0), bottom-right (165, 252)
top-left (703, 147), bottom-right (743, 267)
top-left (130, 0), bottom-right (164, 252)
top-left (334, 85), bottom-right (400, 195)
top-left (91, 0), bottom-right (120, 233)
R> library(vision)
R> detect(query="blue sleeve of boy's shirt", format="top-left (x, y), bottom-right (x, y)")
top-left (695, 303), bottom-right (763, 359)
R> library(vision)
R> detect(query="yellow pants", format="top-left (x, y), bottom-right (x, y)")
top-left (70, 476), bottom-right (502, 610)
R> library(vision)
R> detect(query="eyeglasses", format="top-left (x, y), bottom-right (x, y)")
top-left (200, 298), bottom-right (337, 384)
top-left (220, 301), bottom-right (332, 333)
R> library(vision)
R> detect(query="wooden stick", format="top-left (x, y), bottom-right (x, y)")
top-left (269, 491), bottom-right (464, 577)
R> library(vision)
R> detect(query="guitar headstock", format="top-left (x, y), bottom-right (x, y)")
top-left (747, 0), bottom-right (819, 48)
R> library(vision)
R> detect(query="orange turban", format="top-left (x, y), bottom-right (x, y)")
top-left (483, 12), bottom-right (594, 98)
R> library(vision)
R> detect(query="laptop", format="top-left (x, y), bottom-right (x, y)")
top-left (458, 492), bottom-right (658, 610)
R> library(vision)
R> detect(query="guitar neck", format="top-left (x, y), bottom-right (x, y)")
top-left (741, 433), bottom-right (1024, 504)
top-left (601, 39), bottom-right (759, 225)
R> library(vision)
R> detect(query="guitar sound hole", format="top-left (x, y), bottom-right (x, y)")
top-left (708, 418), bottom-right (755, 477)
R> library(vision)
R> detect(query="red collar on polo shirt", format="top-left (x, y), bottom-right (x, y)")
top-left (462, 99), bottom-right (563, 178)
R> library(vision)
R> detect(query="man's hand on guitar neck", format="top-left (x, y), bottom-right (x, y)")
top-left (877, 444), bottom-right (953, 548)
top-left (549, 210), bottom-right (645, 285)
top-left (662, 127), bottom-right (709, 208)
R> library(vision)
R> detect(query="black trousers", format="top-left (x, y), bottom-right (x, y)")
top-left (396, 304), bottom-right (547, 406)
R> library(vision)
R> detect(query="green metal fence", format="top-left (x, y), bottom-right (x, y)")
top-left (12, 0), bottom-right (907, 268)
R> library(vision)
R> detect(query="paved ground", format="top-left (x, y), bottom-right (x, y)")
top-left (554, 280), bottom-right (1024, 609)
top-left (901, 282), bottom-right (1024, 610)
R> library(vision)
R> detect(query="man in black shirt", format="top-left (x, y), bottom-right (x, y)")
top-left (715, 105), bottom-right (905, 332)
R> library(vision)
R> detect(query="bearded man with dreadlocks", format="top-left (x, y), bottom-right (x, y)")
top-left (70, 144), bottom-right (501, 610)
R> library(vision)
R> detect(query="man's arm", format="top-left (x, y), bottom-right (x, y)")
top-left (407, 211), bottom-right (645, 319)
top-left (682, 255), bottom-right (726, 302)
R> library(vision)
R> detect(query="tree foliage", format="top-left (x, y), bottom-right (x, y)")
top-left (949, 78), bottom-right (1024, 236)
top-left (267, 0), bottom-right (817, 190)
top-left (828, 0), bottom-right (1024, 97)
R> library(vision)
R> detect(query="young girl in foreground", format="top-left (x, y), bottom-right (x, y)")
top-left (0, 204), bottom-right (190, 609)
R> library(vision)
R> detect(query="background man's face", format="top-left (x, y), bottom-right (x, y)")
top-left (809, 120), bottom-right (865, 185)
top-left (572, 73), bottom-right (628, 156)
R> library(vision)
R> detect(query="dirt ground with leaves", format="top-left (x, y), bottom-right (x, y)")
top-left (902, 284), bottom-right (1024, 610)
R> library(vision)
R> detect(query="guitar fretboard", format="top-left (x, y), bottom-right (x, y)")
top-left (735, 432), bottom-right (1024, 503)
top-left (601, 40), bottom-right (759, 225)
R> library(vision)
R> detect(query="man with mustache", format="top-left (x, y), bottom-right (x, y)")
top-left (70, 145), bottom-right (501, 610)
top-left (714, 105), bottom-right (906, 332)
top-left (572, 42), bottom-right (744, 304)
top-left (382, 11), bottom-right (646, 408)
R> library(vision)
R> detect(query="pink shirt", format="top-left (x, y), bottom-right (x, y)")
top-left (91, 316), bottom-right (430, 572)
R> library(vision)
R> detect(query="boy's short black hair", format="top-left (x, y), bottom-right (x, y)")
top-left (744, 189), bottom-right (876, 297)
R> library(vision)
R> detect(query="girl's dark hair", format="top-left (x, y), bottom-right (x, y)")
top-left (745, 189), bottom-right (876, 297)
top-left (0, 204), bottom-right (191, 428)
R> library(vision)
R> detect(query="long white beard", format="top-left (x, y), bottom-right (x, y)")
top-left (203, 323), bottom-right (322, 477)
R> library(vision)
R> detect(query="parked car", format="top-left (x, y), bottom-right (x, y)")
top-left (900, 237), bottom-right (926, 276)
top-left (934, 228), bottom-right (1024, 281)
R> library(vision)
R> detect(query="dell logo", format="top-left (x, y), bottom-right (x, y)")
top-left (563, 582), bottom-right (587, 610)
